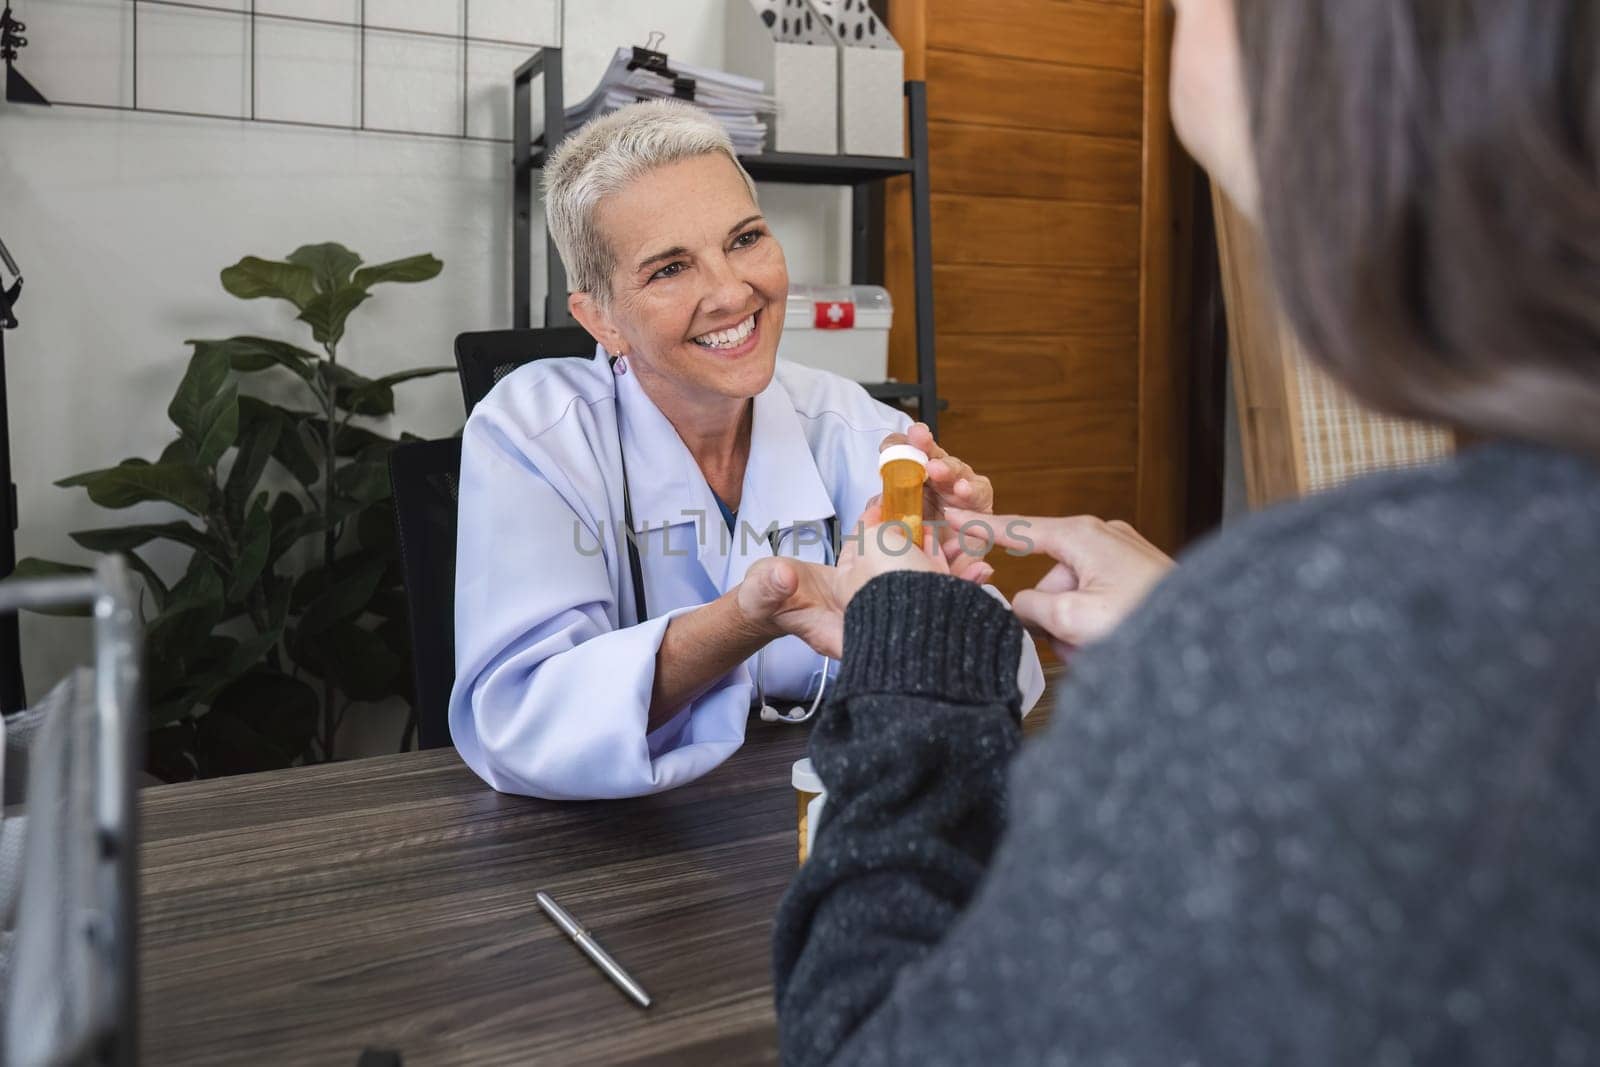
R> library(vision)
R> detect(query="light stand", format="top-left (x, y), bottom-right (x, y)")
top-left (0, 236), bottom-right (24, 712)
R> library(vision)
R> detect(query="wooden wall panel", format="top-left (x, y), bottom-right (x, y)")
top-left (936, 335), bottom-right (1139, 406)
top-left (887, 0), bottom-right (1191, 631)
top-left (1134, 0), bottom-right (1191, 553)
top-left (933, 195), bottom-right (1141, 270)
top-left (933, 266), bottom-right (1139, 338)
top-left (928, 123), bottom-right (1143, 203)
top-left (926, 52), bottom-right (1142, 137)
top-left (940, 403), bottom-right (1139, 475)
top-left (926, 0), bottom-right (1143, 72)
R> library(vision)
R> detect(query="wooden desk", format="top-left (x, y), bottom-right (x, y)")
top-left (140, 724), bottom-right (811, 1066)
top-left (140, 674), bottom-right (1062, 1065)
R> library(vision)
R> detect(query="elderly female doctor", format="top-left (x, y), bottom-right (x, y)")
top-left (450, 101), bottom-right (1044, 799)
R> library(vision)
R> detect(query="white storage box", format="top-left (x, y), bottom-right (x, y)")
top-left (813, 0), bottom-right (906, 157)
top-left (726, 0), bottom-right (840, 155)
top-left (778, 285), bottom-right (892, 382)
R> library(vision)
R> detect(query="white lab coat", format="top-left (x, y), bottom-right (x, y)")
top-left (450, 350), bottom-right (1045, 799)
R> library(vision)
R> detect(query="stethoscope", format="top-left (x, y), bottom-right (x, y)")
top-left (611, 354), bottom-right (833, 725)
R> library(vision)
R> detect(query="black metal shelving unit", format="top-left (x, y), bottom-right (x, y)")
top-left (512, 49), bottom-right (942, 432)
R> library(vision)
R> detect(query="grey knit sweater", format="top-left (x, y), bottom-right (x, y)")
top-left (773, 442), bottom-right (1600, 1066)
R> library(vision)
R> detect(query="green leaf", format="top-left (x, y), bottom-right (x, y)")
top-left (160, 437), bottom-right (197, 466)
top-left (238, 397), bottom-right (321, 486)
top-left (196, 671), bottom-right (320, 776)
top-left (225, 407), bottom-right (281, 521)
top-left (295, 556), bottom-right (387, 639)
top-left (334, 459), bottom-right (392, 506)
top-left (287, 243), bottom-right (364, 293)
top-left (297, 286), bottom-right (368, 348)
top-left (145, 634), bottom-right (237, 717)
top-left (168, 346), bottom-right (240, 467)
top-left (356, 502), bottom-right (397, 554)
top-left (270, 513), bottom-right (325, 565)
top-left (305, 418), bottom-right (395, 459)
top-left (190, 337), bottom-right (318, 383)
top-left (220, 256), bottom-right (317, 311)
top-left (69, 521), bottom-right (228, 568)
top-left (343, 365), bottom-right (455, 415)
top-left (228, 498), bottom-right (272, 603)
top-left (300, 621), bottom-right (403, 703)
top-left (146, 555), bottom-right (226, 666)
top-left (56, 461), bottom-right (212, 516)
top-left (4, 559), bottom-right (94, 616)
top-left (318, 363), bottom-right (393, 416)
top-left (352, 253), bottom-right (443, 289)
top-left (123, 550), bottom-right (171, 613)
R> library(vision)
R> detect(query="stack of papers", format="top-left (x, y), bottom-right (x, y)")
top-left (553, 48), bottom-right (776, 154)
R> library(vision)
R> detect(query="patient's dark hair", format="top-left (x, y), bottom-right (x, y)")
top-left (1233, 0), bottom-right (1600, 454)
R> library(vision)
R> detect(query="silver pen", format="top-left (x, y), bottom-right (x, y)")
top-left (535, 890), bottom-right (653, 1009)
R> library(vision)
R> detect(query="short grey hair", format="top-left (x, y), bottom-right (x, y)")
top-left (543, 100), bottom-right (759, 303)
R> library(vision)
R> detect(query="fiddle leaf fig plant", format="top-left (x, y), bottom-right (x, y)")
top-left (11, 243), bottom-right (452, 780)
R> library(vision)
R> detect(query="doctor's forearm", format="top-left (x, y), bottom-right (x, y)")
top-left (648, 590), bottom-right (774, 731)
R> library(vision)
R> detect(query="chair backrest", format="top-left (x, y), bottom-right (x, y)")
top-left (389, 438), bottom-right (463, 751)
top-left (454, 326), bottom-right (596, 415)
top-left (1213, 190), bottom-right (1454, 508)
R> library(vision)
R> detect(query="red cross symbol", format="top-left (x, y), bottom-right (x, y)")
top-left (813, 300), bottom-right (856, 329)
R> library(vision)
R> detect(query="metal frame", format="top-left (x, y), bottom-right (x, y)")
top-left (0, 555), bottom-right (142, 1066)
top-left (513, 48), bottom-right (567, 330)
top-left (0, 234), bottom-right (22, 713)
top-left (511, 51), bottom-right (941, 433)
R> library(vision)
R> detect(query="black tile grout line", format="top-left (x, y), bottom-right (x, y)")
top-left (49, 98), bottom-right (514, 145)
top-left (462, 0), bottom-right (469, 139)
top-left (107, 0), bottom-right (547, 144)
top-left (132, 0), bottom-right (548, 51)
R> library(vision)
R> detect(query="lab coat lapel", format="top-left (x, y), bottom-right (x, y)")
top-left (615, 360), bottom-right (834, 597)
top-left (718, 375), bottom-right (836, 591)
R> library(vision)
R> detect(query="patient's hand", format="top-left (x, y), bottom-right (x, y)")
top-left (949, 510), bottom-right (1174, 658)
top-left (834, 517), bottom-right (948, 611)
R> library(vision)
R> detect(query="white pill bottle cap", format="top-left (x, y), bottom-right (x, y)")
top-left (878, 444), bottom-right (929, 470)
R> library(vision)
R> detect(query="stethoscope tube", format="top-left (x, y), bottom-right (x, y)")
top-left (611, 354), bottom-right (832, 725)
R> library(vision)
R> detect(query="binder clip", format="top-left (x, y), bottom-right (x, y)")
top-left (628, 32), bottom-right (696, 102)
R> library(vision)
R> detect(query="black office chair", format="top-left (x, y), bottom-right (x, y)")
top-left (389, 437), bottom-right (463, 750)
top-left (394, 327), bottom-right (599, 749)
top-left (454, 325), bottom-right (596, 415)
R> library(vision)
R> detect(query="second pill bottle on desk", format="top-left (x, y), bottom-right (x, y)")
top-left (879, 444), bottom-right (929, 547)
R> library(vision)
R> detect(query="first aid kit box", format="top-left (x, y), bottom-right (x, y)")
top-left (778, 284), bottom-right (892, 383)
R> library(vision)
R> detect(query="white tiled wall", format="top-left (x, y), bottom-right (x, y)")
top-left (1, 0), bottom-right (851, 742)
top-left (19, 0), bottom-right (560, 138)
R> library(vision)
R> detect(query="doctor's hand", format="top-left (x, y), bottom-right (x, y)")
top-left (738, 557), bottom-right (851, 660)
top-left (878, 424), bottom-right (996, 582)
top-left (950, 510), bottom-right (1174, 659)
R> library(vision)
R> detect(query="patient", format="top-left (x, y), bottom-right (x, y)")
top-left (773, 0), bottom-right (1600, 1063)
top-left (450, 101), bottom-right (1042, 800)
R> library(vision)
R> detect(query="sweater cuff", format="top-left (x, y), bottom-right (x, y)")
top-left (835, 572), bottom-right (1024, 709)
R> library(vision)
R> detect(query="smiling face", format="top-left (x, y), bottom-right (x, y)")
top-left (570, 152), bottom-right (789, 409)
